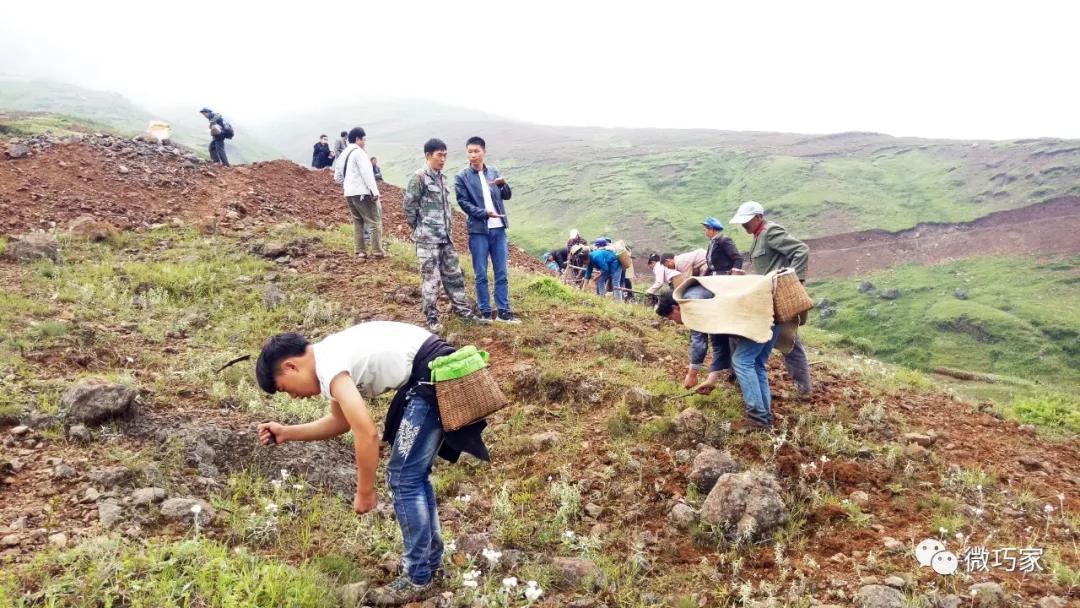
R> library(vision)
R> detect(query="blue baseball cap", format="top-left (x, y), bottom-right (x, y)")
top-left (702, 217), bottom-right (724, 230)
top-left (199, 107), bottom-right (212, 114)
top-left (594, 238), bottom-right (610, 247)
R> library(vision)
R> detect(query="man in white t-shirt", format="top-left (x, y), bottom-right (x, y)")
top-left (255, 321), bottom-right (489, 605)
top-left (333, 126), bottom-right (385, 259)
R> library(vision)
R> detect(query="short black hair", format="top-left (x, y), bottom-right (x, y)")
top-left (466, 136), bottom-right (486, 150)
top-left (660, 253), bottom-right (675, 263)
top-left (370, 156), bottom-right (377, 162)
top-left (319, 134), bottom-right (327, 139)
top-left (647, 253), bottom-right (660, 264)
top-left (348, 127), bottom-right (367, 144)
top-left (424, 138), bottom-right (447, 155)
top-left (655, 294), bottom-right (678, 318)
top-left (255, 332), bottom-right (310, 394)
top-left (340, 131), bottom-right (348, 137)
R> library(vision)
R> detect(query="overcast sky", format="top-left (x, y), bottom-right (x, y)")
top-left (1, 0), bottom-right (1076, 140)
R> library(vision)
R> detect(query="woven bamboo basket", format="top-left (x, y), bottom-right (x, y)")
top-left (773, 268), bottom-right (813, 322)
top-left (435, 367), bottom-right (508, 432)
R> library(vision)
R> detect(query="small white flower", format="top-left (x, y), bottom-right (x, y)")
top-left (292, 484), bottom-right (303, 490)
top-left (974, 508), bottom-right (985, 517)
top-left (446, 541), bottom-right (457, 553)
top-left (1044, 504), bottom-right (1055, 514)
top-left (266, 502), bottom-right (279, 514)
top-left (270, 479), bottom-right (283, 490)
top-left (955, 532), bottom-right (963, 540)
top-left (462, 579), bottom-right (478, 588)
top-left (190, 503), bottom-right (203, 514)
top-left (502, 576), bottom-right (518, 588)
top-left (976, 485), bottom-right (983, 491)
top-left (280, 468), bottom-right (290, 481)
top-left (820, 455), bottom-right (830, 463)
top-left (481, 548), bottom-right (502, 565)
top-left (938, 527), bottom-right (947, 535)
top-left (1056, 493), bottom-right (1065, 501)
top-left (563, 530), bottom-right (576, 540)
top-left (525, 581), bottom-right (543, 602)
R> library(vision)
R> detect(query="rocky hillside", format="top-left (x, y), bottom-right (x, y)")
top-left (0, 138), bottom-right (1077, 607)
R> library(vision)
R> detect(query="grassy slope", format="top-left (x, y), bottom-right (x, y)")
top-left (256, 102), bottom-right (1080, 256)
top-left (0, 79), bottom-right (283, 164)
top-left (806, 254), bottom-right (1080, 429)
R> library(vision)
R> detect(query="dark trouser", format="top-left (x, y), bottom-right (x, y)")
top-left (468, 228), bottom-right (510, 315)
top-left (783, 335), bottom-right (813, 394)
top-left (209, 138), bottom-right (229, 166)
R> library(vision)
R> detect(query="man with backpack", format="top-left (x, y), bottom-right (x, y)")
top-left (254, 321), bottom-right (489, 604)
top-left (333, 127), bottom-right (384, 259)
top-left (199, 107), bottom-right (232, 166)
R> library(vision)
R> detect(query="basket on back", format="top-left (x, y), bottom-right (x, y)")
top-left (772, 268), bottom-right (813, 323)
top-left (429, 346), bottom-right (508, 432)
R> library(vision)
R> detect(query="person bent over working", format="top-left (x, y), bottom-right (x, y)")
top-left (655, 285), bottom-right (780, 431)
top-left (255, 321), bottom-right (489, 605)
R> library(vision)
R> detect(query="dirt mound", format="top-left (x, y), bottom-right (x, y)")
top-left (805, 197), bottom-right (1080, 278)
top-left (0, 135), bottom-right (544, 271)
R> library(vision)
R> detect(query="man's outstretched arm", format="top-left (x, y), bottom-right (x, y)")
top-left (328, 372), bottom-right (381, 513)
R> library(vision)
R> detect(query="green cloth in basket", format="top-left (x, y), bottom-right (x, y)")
top-left (428, 345), bottom-right (490, 382)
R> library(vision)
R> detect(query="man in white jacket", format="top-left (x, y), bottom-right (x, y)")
top-left (334, 127), bottom-right (385, 259)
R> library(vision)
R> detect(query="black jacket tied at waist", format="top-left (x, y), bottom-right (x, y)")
top-left (382, 335), bottom-right (490, 463)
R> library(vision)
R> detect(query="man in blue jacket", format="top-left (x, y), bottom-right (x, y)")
top-left (455, 137), bottom-right (520, 324)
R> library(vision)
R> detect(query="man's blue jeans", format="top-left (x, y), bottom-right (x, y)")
top-left (468, 228), bottom-right (510, 315)
top-left (597, 266), bottom-right (624, 301)
top-left (387, 392), bottom-right (445, 585)
top-left (731, 325), bottom-right (781, 426)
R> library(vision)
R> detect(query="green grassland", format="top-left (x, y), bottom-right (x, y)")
top-left (806, 254), bottom-right (1080, 431)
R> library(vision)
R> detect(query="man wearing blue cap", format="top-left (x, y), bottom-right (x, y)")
top-left (199, 108), bottom-right (231, 166)
top-left (582, 240), bottom-right (623, 301)
top-left (701, 217), bottom-right (743, 275)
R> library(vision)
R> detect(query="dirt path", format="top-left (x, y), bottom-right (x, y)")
top-left (805, 197), bottom-right (1080, 279)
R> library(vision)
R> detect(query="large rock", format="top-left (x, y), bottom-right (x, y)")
top-left (668, 503), bottom-right (698, 529)
top-left (700, 470), bottom-right (787, 539)
top-left (550, 557), bottom-right (599, 589)
top-left (2, 233), bottom-right (60, 263)
top-left (262, 284), bottom-right (286, 310)
top-left (68, 216), bottom-right (118, 242)
top-left (98, 500), bottom-right (125, 528)
top-left (968, 583), bottom-right (1006, 608)
top-left (89, 466), bottom-right (134, 490)
top-left (855, 585), bottom-right (905, 608)
top-left (6, 143), bottom-right (30, 158)
top-left (672, 408), bottom-right (708, 438)
top-left (130, 487), bottom-right (167, 505)
top-left (858, 281), bottom-right (875, 294)
top-left (878, 288), bottom-right (901, 300)
top-left (624, 387), bottom-right (660, 414)
top-left (159, 498), bottom-right (215, 524)
top-left (687, 447), bottom-right (740, 493)
top-left (61, 378), bottom-right (137, 424)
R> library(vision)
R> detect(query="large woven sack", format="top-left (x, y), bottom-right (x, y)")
top-left (673, 275), bottom-right (774, 342)
top-left (430, 347), bottom-right (508, 431)
top-left (772, 268), bottom-right (813, 323)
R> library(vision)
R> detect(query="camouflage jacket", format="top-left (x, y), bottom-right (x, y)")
top-left (403, 166), bottom-right (455, 244)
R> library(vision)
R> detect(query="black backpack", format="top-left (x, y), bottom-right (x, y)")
top-left (221, 121), bottom-right (235, 139)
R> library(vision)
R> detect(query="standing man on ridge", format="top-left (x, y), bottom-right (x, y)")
top-left (404, 138), bottom-right (487, 332)
top-left (729, 201), bottom-right (813, 397)
top-left (334, 127), bottom-right (385, 260)
top-left (455, 136), bottom-right (520, 324)
top-left (199, 107), bottom-right (231, 166)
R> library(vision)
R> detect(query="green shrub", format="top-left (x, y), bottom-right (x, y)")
top-left (523, 276), bottom-right (577, 303)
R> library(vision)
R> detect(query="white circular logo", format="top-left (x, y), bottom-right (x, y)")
top-left (931, 550), bottom-right (958, 575)
top-left (915, 538), bottom-right (946, 566)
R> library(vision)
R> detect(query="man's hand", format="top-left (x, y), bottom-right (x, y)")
top-left (683, 369), bottom-right (699, 389)
top-left (694, 381), bottom-right (717, 395)
top-left (490, 177), bottom-right (506, 186)
top-left (257, 422), bottom-right (286, 445)
top-left (486, 211), bottom-right (505, 219)
top-left (353, 486), bottom-right (377, 514)
top-left (730, 268), bottom-right (747, 275)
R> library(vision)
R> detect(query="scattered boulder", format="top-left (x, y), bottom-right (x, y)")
top-left (850, 490), bottom-right (871, 507)
top-left (550, 557), bottom-right (599, 589)
top-left (68, 216), bottom-right (118, 242)
top-left (882, 537), bottom-right (905, 552)
top-left (584, 503), bottom-right (603, 518)
top-left (903, 432), bottom-right (936, 447)
top-left (53, 463), bottom-right (77, 480)
top-left (1, 534), bottom-right (19, 547)
top-left (624, 387), bottom-right (660, 414)
top-left (68, 424), bottom-right (92, 442)
top-left (954, 288), bottom-right (968, 300)
top-left (10, 425), bottom-right (30, 437)
top-left (513, 431), bottom-right (560, 454)
top-left (47, 532), bottom-right (68, 549)
top-left (1, 233), bottom-right (60, 263)
top-left (671, 408), bottom-right (708, 438)
top-left (968, 583), bottom-right (1006, 608)
top-left (668, 503), bottom-right (698, 529)
top-left (61, 378), bottom-right (137, 425)
top-left (858, 281), bottom-right (875, 294)
top-left (929, 595), bottom-right (961, 608)
top-left (387, 285), bottom-right (422, 305)
top-left (1037, 597), bottom-right (1066, 608)
top-left (855, 584), bottom-right (905, 608)
top-left (256, 241), bottom-right (288, 259)
top-left (98, 500), bottom-right (125, 528)
top-left (131, 487), bottom-right (167, 505)
top-left (117, 165), bottom-right (131, 175)
top-left (687, 447), bottom-right (740, 493)
top-left (262, 283), bottom-right (286, 310)
top-left (159, 497), bottom-right (215, 524)
top-left (455, 532), bottom-right (492, 555)
top-left (878, 288), bottom-right (900, 300)
top-left (882, 576), bottom-right (905, 589)
top-left (89, 466), bottom-right (133, 490)
top-left (700, 470), bottom-right (787, 539)
top-left (6, 143), bottom-right (30, 159)
top-left (904, 443), bottom-right (930, 459)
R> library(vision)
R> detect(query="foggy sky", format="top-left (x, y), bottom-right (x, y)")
top-left (1, 0), bottom-right (1077, 140)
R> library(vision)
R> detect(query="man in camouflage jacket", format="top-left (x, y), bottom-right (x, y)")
top-left (403, 138), bottom-right (485, 332)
